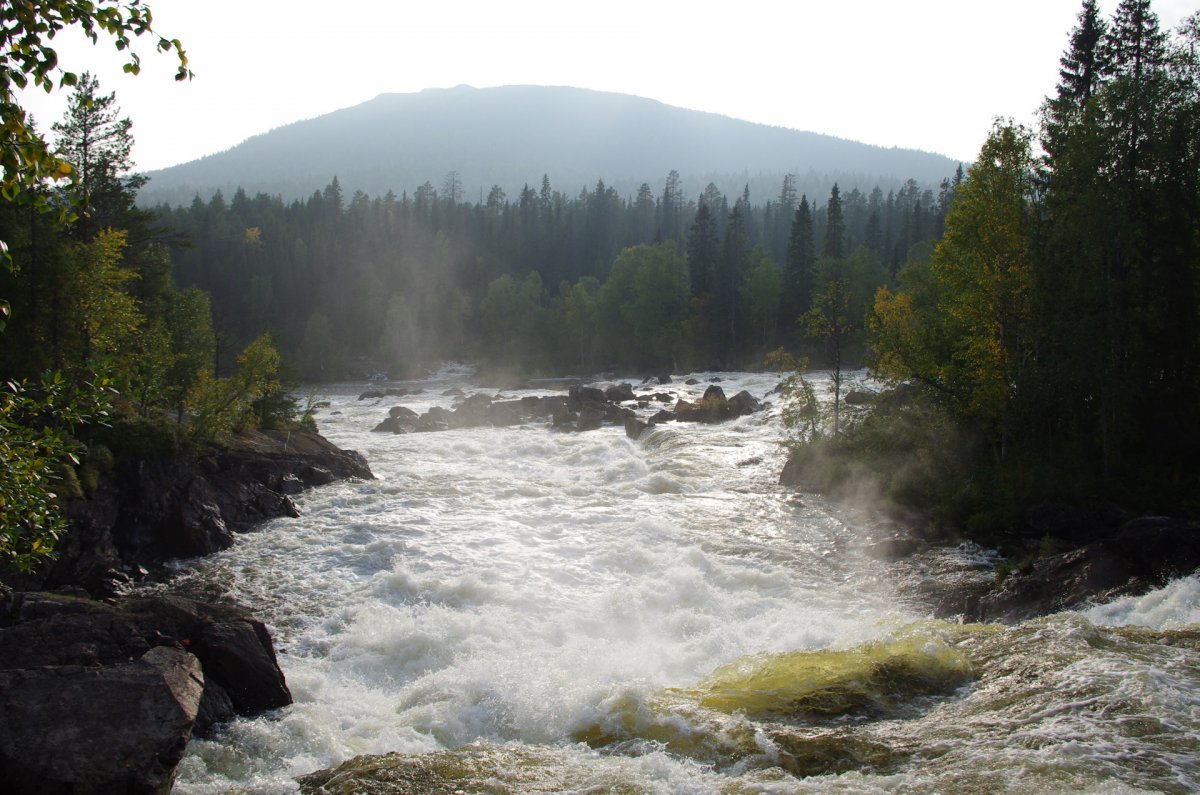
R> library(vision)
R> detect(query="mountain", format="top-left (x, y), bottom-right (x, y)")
top-left (137, 85), bottom-right (961, 207)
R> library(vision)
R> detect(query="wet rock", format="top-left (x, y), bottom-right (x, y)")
top-left (372, 416), bottom-right (404, 433)
top-left (389, 406), bottom-right (418, 419)
top-left (605, 403), bottom-right (635, 424)
top-left (441, 387), bottom-right (464, 397)
top-left (974, 516), bottom-right (1200, 623)
top-left (453, 394), bottom-right (494, 427)
top-left (488, 400), bottom-right (526, 426)
top-left (567, 385), bottom-right (607, 412)
top-left (577, 405), bottom-right (605, 432)
top-left (728, 390), bottom-right (760, 416)
top-left (625, 417), bottom-right (649, 440)
top-left (685, 378), bottom-right (700, 385)
top-left (674, 388), bottom-right (761, 425)
top-left (357, 389), bottom-right (386, 400)
top-left (605, 383), bottom-right (636, 403)
top-left (521, 395), bottom-right (565, 418)
top-left (552, 406), bottom-right (577, 428)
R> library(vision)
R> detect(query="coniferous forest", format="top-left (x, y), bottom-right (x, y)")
top-left (153, 169), bottom-right (957, 380)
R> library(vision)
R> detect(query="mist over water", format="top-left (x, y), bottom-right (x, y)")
top-left (159, 367), bottom-right (1200, 794)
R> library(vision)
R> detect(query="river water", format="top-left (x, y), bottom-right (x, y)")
top-left (160, 367), bottom-right (1200, 793)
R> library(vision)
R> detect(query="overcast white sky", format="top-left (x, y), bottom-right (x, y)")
top-left (17, 0), bottom-right (1198, 173)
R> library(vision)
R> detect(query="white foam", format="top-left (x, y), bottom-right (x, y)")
top-left (1081, 575), bottom-right (1200, 630)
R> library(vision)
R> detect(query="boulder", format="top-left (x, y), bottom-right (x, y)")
top-left (674, 397), bottom-right (726, 424)
top-left (0, 646), bottom-right (203, 795)
top-left (0, 590), bottom-right (295, 790)
top-left (605, 383), bottom-right (636, 403)
top-left (727, 390), bottom-right (761, 417)
top-left (577, 405), bottom-right (605, 432)
top-left (371, 416), bottom-right (406, 433)
top-left (452, 394), bottom-right (493, 427)
top-left (843, 389), bottom-right (874, 406)
top-left (523, 395), bottom-right (567, 418)
top-left (624, 417), bottom-right (649, 440)
top-left (388, 406), bottom-right (418, 419)
top-left (605, 403), bottom-right (635, 424)
top-left (567, 385), bottom-right (607, 412)
top-left (488, 400), bottom-right (527, 427)
top-left (702, 385), bottom-right (727, 402)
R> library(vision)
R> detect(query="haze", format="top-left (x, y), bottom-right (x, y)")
top-left (17, 0), bottom-right (1197, 173)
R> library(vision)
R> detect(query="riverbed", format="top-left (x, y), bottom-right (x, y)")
top-left (158, 366), bottom-right (1200, 793)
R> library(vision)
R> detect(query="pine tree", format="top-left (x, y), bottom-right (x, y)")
top-left (51, 73), bottom-right (140, 242)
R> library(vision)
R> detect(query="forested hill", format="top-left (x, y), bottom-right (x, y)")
top-left (137, 85), bottom-right (959, 207)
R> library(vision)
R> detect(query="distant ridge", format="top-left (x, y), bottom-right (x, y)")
top-left (138, 85), bottom-right (960, 207)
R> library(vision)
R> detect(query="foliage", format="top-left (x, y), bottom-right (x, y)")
top-left (0, 0), bottom-right (189, 253)
top-left (183, 333), bottom-right (284, 444)
top-left (765, 348), bottom-right (819, 440)
top-left (857, 1), bottom-right (1200, 526)
top-left (870, 123), bottom-right (1036, 454)
top-left (0, 371), bottom-right (110, 571)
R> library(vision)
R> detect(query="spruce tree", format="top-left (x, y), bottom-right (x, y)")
top-left (822, 184), bottom-right (846, 259)
top-left (782, 195), bottom-right (816, 332)
top-left (1058, 0), bottom-right (1108, 105)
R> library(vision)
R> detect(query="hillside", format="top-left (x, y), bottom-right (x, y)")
top-left (138, 85), bottom-right (960, 207)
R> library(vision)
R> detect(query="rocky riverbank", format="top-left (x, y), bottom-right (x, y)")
top-left (31, 427), bottom-right (373, 597)
top-left (0, 427), bottom-right (373, 793)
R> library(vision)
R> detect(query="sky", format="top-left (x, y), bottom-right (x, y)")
top-left (17, 0), bottom-right (1199, 174)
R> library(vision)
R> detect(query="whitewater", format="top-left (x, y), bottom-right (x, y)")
top-left (156, 367), bottom-right (1200, 793)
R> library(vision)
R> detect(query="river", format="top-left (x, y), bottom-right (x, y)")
top-left (158, 366), bottom-right (1200, 793)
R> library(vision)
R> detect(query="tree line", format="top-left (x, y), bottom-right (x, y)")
top-left (155, 166), bottom-right (958, 380)
top-left (823, 0), bottom-right (1200, 526)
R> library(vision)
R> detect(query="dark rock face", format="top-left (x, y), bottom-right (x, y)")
top-left (974, 517), bottom-right (1200, 623)
top-left (0, 645), bottom-right (203, 794)
top-left (36, 429), bottom-right (373, 598)
top-left (0, 591), bottom-right (293, 792)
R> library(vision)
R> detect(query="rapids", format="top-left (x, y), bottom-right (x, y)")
top-left (156, 367), bottom-right (1200, 794)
